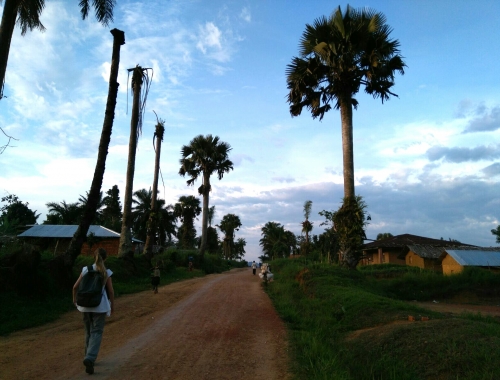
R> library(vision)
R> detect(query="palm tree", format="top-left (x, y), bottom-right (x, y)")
top-left (131, 188), bottom-right (153, 242)
top-left (78, 191), bottom-right (105, 224)
top-left (59, 29), bottom-right (124, 276)
top-left (101, 185), bottom-right (122, 232)
top-left (286, 5), bottom-right (405, 199)
top-left (173, 195), bottom-right (201, 249)
top-left (302, 200), bottom-right (313, 242)
top-left (179, 134), bottom-right (233, 257)
top-left (119, 65), bottom-right (152, 258)
top-left (45, 200), bottom-right (82, 225)
top-left (259, 221), bottom-right (292, 260)
top-left (216, 213), bottom-right (241, 260)
top-left (0, 0), bottom-right (116, 99)
top-left (131, 188), bottom-right (175, 247)
top-left (143, 115), bottom-right (165, 260)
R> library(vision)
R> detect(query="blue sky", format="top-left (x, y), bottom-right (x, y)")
top-left (1, 0), bottom-right (500, 261)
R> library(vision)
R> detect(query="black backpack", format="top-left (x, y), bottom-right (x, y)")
top-left (76, 265), bottom-right (104, 307)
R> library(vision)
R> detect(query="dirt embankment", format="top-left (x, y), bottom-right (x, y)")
top-left (0, 268), bottom-right (290, 380)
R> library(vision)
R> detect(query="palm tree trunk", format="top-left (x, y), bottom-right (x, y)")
top-left (0, 0), bottom-right (18, 99)
top-left (49, 29), bottom-right (125, 284)
top-left (119, 67), bottom-right (143, 258)
top-left (199, 174), bottom-right (210, 257)
top-left (340, 100), bottom-right (355, 199)
top-left (143, 123), bottom-right (164, 260)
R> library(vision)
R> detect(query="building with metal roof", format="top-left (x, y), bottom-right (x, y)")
top-left (18, 225), bottom-right (142, 256)
top-left (440, 249), bottom-right (500, 275)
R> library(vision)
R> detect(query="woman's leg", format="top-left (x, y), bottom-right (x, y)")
top-left (84, 312), bottom-right (107, 363)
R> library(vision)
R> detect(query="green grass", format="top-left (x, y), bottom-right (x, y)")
top-left (265, 260), bottom-right (500, 380)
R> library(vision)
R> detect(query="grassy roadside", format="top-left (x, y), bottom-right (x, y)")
top-left (265, 260), bottom-right (500, 380)
top-left (0, 248), bottom-right (245, 336)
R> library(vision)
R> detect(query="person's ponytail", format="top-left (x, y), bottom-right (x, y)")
top-left (94, 248), bottom-right (108, 283)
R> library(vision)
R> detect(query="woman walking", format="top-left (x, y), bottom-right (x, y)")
top-left (151, 265), bottom-right (160, 294)
top-left (72, 248), bottom-right (114, 375)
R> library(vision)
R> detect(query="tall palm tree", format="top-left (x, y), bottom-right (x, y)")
top-left (0, 0), bottom-right (116, 99)
top-left (119, 65), bottom-right (152, 258)
top-left (286, 5), bottom-right (405, 199)
top-left (179, 135), bottom-right (233, 257)
top-left (60, 28), bottom-right (124, 275)
top-left (173, 195), bottom-right (201, 249)
top-left (216, 213), bottom-right (241, 260)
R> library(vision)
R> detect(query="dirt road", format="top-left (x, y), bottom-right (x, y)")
top-left (0, 268), bottom-right (290, 380)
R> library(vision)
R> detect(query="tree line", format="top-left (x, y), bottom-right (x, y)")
top-left (0, 188), bottom-right (246, 261)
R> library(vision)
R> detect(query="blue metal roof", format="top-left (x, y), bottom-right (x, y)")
top-left (18, 225), bottom-right (143, 243)
top-left (445, 249), bottom-right (500, 267)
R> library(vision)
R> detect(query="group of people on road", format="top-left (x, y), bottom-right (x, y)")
top-left (251, 260), bottom-right (274, 281)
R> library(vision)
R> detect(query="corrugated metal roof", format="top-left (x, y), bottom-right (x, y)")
top-left (18, 225), bottom-right (143, 243)
top-left (19, 225), bottom-right (119, 238)
top-left (445, 250), bottom-right (500, 267)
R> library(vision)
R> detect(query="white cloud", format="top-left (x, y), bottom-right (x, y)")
top-left (240, 7), bottom-right (251, 23)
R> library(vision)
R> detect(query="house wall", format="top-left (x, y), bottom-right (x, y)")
top-left (361, 249), bottom-right (405, 266)
top-left (384, 251), bottom-right (406, 265)
top-left (406, 250), bottom-right (425, 268)
top-left (441, 254), bottom-right (463, 275)
top-left (22, 238), bottom-right (122, 256)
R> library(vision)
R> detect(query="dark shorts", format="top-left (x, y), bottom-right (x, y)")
top-left (152, 276), bottom-right (160, 286)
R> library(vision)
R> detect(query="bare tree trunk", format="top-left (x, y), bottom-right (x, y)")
top-left (49, 29), bottom-right (125, 284)
top-left (340, 100), bottom-right (355, 199)
top-left (199, 173), bottom-right (210, 257)
top-left (143, 120), bottom-right (165, 260)
top-left (119, 67), bottom-right (143, 258)
top-left (0, 0), bottom-right (18, 99)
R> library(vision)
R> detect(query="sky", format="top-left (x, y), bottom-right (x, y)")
top-left (1, 0), bottom-right (500, 262)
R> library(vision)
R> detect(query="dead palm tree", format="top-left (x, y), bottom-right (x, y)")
top-left (119, 65), bottom-right (153, 258)
top-left (59, 29), bottom-right (124, 274)
top-left (143, 113), bottom-right (165, 260)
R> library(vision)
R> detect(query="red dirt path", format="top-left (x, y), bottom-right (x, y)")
top-left (0, 268), bottom-right (290, 380)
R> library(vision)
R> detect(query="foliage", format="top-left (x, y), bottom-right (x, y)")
top-left (44, 200), bottom-right (82, 225)
top-left (101, 185), bottom-right (122, 232)
top-left (491, 225), bottom-right (500, 244)
top-left (377, 232), bottom-right (394, 240)
top-left (265, 260), bottom-right (500, 380)
top-left (174, 195), bottom-right (201, 249)
top-left (0, 194), bottom-right (39, 235)
top-left (333, 196), bottom-right (369, 269)
top-left (217, 213), bottom-right (242, 260)
top-left (259, 222), bottom-right (296, 260)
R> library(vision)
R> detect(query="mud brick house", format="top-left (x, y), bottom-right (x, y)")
top-left (360, 234), bottom-right (474, 270)
top-left (440, 247), bottom-right (500, 275)
top-left (18, 225), bottom-right (142, 256)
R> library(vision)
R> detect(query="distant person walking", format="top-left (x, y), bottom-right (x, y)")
top-left (72, 248), bottom-right (114, 375)
top-left (152, 265), bottom-right (160, 294)
top-left (251, 261), bottom-right (257, 275)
